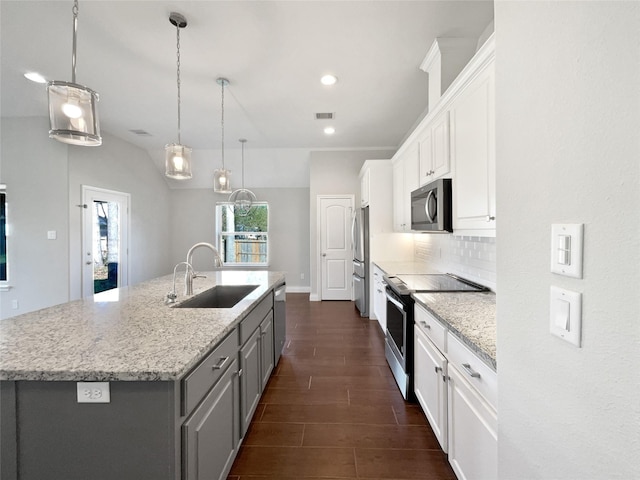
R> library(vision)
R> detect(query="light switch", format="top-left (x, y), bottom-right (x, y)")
top-left (550, 286), bottom-right (582, 347)
top-left (551, 224), bottom-right (583, 278)
top-left (47, 230), bottom-right (57, 240)
top-left (554, 298), bottom-right (570, 330)
top-left (557, 235), bottom-right (571, 265)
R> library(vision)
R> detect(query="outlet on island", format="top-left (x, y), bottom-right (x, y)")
top-left (77, 382), bottom-right (111, 403)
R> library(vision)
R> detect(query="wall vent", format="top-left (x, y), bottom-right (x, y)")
top-left (315, 112), bottom-right (334, 120)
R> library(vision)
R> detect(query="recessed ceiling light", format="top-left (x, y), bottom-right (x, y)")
top-left (320, 74), bottom-right (338, 86)
top-left (324, 126), bottom-right (335, 135)
top-left (24, 72), bottom-right (47, 84)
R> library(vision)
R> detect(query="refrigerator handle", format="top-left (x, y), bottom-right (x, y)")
top-left (350, 209), bottom-right (357, 254)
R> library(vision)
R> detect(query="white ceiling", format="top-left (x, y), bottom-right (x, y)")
top-left (1, 0), bottom-right (493, 187)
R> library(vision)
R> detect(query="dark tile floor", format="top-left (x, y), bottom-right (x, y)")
top-left (228, 293), bottom-right (456, 480)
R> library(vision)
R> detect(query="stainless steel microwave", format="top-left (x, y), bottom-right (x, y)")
top-left (410, 178), bottom-right (453, 232)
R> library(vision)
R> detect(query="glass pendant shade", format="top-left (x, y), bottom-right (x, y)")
top-left (165, 143), bottom-right (193, 179)
top-left (228, 138), bottom-right (256, 215)
top-left (213, 168), bottom-right (232, 193)
top-left (47, 0), bottom-right (101, 147)
top-left (229, 188), bottom-right (257, 216)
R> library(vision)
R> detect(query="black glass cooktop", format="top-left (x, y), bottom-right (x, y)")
top-left (385, 274), bottom-right (488, 296)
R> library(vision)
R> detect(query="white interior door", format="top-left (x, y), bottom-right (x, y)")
top-left (82, 186), bottom-right (130, 297)
top-left (319, 196), bottom-right (353, 300)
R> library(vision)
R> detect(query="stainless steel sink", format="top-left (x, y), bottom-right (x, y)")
top-left (174, 285), bottom-right (259, 309)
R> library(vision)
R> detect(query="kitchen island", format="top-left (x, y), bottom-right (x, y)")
top-left (0, 270), bottom-right (286, 480)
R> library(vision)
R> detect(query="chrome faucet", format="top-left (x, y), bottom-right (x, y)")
top-left (184, 242), bottom-right (223, 295)
top-left (166, 261), bottom-right (193, 304)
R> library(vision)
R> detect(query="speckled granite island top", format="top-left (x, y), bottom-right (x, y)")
top-left (0, 270), bottom-right (285, 382)
top-left (413, 292), bottom-right (497, 370)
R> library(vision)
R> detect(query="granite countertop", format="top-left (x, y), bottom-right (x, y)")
top-left (413, 291), bottom-right (496, 370)
top-left (373, 261), bottom-right (440, 275)
top-left (0, 270), bottom-right (285, 382)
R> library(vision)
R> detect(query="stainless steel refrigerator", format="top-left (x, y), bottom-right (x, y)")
top-left (352, 206), bottom-right (369, 317)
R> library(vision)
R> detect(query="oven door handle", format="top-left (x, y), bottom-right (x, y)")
top-left (386, 292), bottom-right (405, 311)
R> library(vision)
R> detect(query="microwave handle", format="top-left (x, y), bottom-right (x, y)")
top-left (424, 190), bottom-right (435, 223)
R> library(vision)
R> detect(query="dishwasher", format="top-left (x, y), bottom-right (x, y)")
top-left (274, 283), bottom-right (286, 364)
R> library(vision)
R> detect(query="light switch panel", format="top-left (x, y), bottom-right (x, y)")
top-left (550, 286), bottom-right (582, 347)
top-left (551, 224), bottom-right (583, 278)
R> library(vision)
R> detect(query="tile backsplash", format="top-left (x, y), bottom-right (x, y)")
top-left (414, 234), bottom-right (497, 292)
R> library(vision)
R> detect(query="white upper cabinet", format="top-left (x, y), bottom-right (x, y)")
top-left (418, 110), bottom-right (451, 185)
top-left (360, 160), bottom-right (394, 234)
top-left (450, 51), bottom-right (496, 235)
top-left (392, 143), bottom-right (419, 232)
top-left (392, 34), bottom-right (496, 237)
top-left (360, 167), bottom-right (371, 207)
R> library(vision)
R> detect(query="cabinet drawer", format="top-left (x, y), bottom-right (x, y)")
top-left (182, 329), bottom-right (239, 416)
top-left (446, 332), bottom-right (497, 409)
top-left (239, 294), bottom-right (273, 345)
top-left (415, 304), bottom-right (447, 352)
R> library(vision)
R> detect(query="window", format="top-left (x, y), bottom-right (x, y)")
top-left (216, 202), bottom-right (269, 266)
top-left (0, 186), bottom-right (6, 282)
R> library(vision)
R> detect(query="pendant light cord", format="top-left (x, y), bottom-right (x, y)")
top-left (71, 0), bottom-right (79, 83)
top-left (176, 22), bottom-right (182, 145)
top-left (241, 139), bottom-right (245, 187)
top-left (221, 81), bottom-right (225, 169)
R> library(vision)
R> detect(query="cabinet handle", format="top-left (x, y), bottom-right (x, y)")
top-left (238, 368), bottom-right (243, 377)
top-left (212, 356), bottom-right (229, 370)
top-left (434, 366), bottom-right (442, 374)
top-left (421, 321), bottom-right (431, 329)
top-left (486, 215), bottom-right (496, 222)
top-left (461, 363), bottom-right (481, 378)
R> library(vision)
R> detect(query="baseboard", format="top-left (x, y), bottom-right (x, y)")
top-left (286, 286), bottom-right (311, 294)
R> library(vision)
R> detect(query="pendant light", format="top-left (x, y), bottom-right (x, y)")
top-left (213, 78), bottom-right (232, 193)
top-left (47, 0), bottom-right (101, 146)
top-left (229, 139), bottom-right (257, 216)
top-left (164, 12), bottom-right (192, 180)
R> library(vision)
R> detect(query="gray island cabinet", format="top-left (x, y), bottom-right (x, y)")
top-left (0, 271), bottom-right (286, 480)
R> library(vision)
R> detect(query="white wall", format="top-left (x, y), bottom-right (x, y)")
top-left (169, 187), bottom-right (310, 291)
top-left (67, 131), bottom-right (174, 300)
top-left (0, 117), bottom-right (174, 318)
top-left (309, 149), bottom-right (396, 299)
top-left (495, 2), bottom-right (640, 478)
top-left (0, 117), bottom-right (70, 318)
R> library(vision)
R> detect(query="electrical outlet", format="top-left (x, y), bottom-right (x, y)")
top-left (77, 382), bottom-right (110, 403)
top-left (11, 300), bottom-right (18, 309)
top-left (300, 273), bottom-right (305, 280)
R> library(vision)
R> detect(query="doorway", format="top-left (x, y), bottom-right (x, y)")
top-left (81, 186), bottom-right (130, 297)
top-left (318, 195), bottom-right (354, 301)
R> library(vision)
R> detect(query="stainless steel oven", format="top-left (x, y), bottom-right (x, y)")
top-left (383, 273), bottom-right (489, 400)
top-left (384, 285), bottom-right (414, 399)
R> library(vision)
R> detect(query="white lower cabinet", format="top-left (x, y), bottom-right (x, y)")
top-left (414, 324), bottom-right (448, 451)
top-left (447, 363), bottom-right (498, 480)
top-left (413, 304), bottom-right (497, 480)
top-left (372, 265), bottom-right (387, 332)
